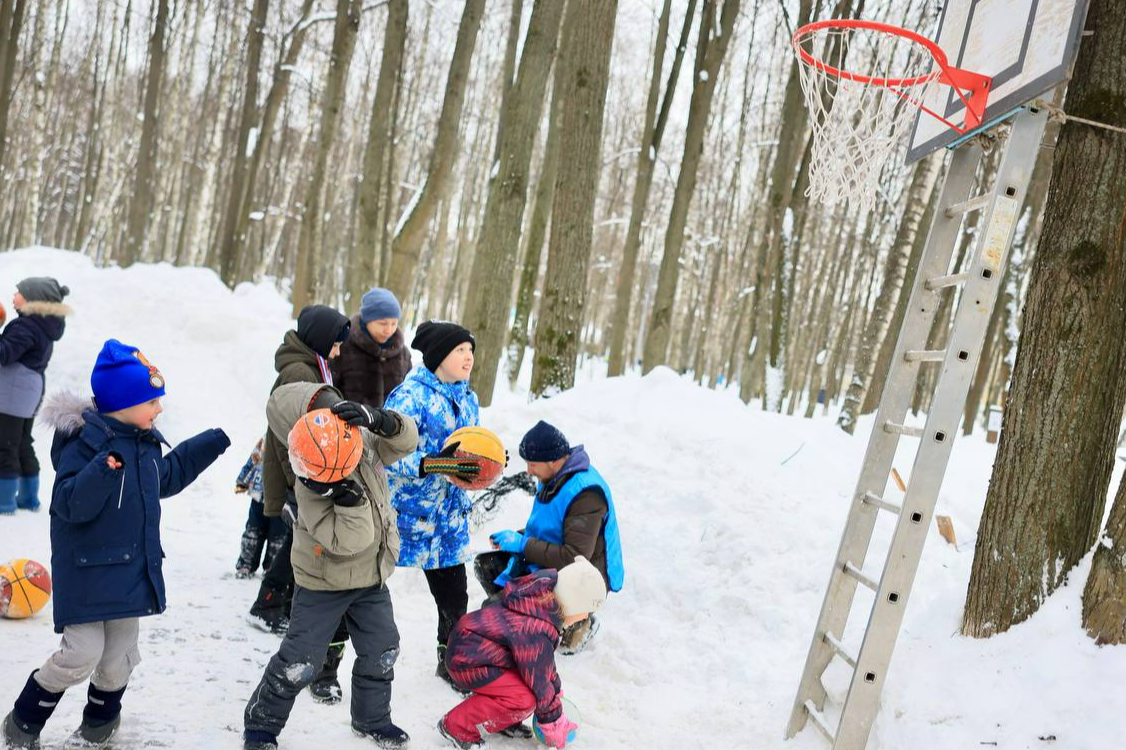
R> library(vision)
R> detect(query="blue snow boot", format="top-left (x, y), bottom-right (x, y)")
top-left (63, 684), bottom-right (125, 749)
top-left (16, 475), bottom-right (40, 512)
top-left (353, 722), bottom-right (410, 748)
top-left (243, 730), bottom-right (278, 749)
top-left (0, 477), bottom-right (18, 515)
top-left (5, 671), bottom-right (65, 748)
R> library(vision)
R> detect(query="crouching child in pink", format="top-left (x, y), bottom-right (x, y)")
top-left (436, 557), bottom-right (606, 749)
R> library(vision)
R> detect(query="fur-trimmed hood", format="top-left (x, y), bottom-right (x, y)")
top-left (38, 390), bottom-right (95, 435)
top-left (20, 300), bottom-right (72, 319)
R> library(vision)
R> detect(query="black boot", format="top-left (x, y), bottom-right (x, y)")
top-left (500, 722), bottom-right (534, 739)
top-left (247, 586), bottom-right (289, 634)
top-left (353, 721), bottom-right (410, 749)
top-left (4, 671), bottom-right (65, 749)
top-left (308, 643), bottom-right (345, 704)
top-left (236, 525), bottom-right (265, 578)
top-left (63, 683), bottom-right (125, 749)
top-left (434, 645), bottom-right (469, 696)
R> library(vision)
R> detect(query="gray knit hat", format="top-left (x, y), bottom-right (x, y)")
top-left (17, 277), bottom-right (69, 304)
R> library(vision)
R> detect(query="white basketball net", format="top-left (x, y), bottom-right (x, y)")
top-left (794, 26), bottom-right (941, 213)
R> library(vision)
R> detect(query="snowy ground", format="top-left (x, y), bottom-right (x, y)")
top-left (1, 248), bottom-right (1123, 750)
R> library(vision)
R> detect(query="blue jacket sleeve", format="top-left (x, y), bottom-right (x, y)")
top-left (51, 447), bottom-right (125, 524)
top-left (384, 387), bottom-right (427, 480)
top-left (158, 428), bottom-right (231, 498)
top-left (0, 319), bottom-right (35, 366)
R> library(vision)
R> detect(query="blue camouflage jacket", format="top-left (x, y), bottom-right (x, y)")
top-left (384, 366), bottom-right (480, 569)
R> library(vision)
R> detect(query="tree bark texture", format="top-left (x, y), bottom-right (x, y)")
top-left (464, 0), bottom-right (565, 407)
top-left (351, 0), bottom-right (408, 306)
top-left (641, 0), bottom-right (741, 374)
top-left (118, 0), bottom-right (169, 266)
top-left (384, 0), bottom-right (485, 299)
top-left (962, 0), bottom-right (1126, 637)
top-left (529, 0), bottom-right (617, 398)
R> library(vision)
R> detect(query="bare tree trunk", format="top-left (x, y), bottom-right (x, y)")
top-left (962, 0), bottom-right (1126, 636)
top-left (641, 0), bottom-right (741, 374)
top-left (351, 0), bottom-right (408, 305)
top-left (290, 0), bottom-right (362, 314)
top-left (506, 82), bottom-right (561, 388)
top-left (837, 154), bottom-right (939, 433)
top-left (118, 0), bottom-right (169, 266)
top-left (384, 0), bottom-right (485, 298)
top-left (1083, 471), bottom-right (1126, 644)
top-left (464, 0), bottom-right (564, 406)
top-left (0, 0), bottom-right (26, 181)
top-left (216, 0), bottom-right (268, 286)
top-left (606, 0), bottom-right (696, 376)
top-left (529, 0), bottom-right (617, 398)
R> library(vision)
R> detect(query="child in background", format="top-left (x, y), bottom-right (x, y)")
top-left (436, 557), bottom-right (606, 749)
top-left (0, 277), bottom-right (72, 514)
top-left (234, 438), bottom-right (286, 578)
top-left (1, 339), bottom-right (229, 750)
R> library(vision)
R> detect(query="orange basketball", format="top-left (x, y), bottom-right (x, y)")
top-left (0, 559), bottom-right (52, 619)
top-left (444, 426), bottom-right (505, 491)
top-left (287, 408), bottom-right (364, 483)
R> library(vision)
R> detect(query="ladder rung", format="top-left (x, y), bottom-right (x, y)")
top-left (883, 421), bottom-right (924, 438)
top-left (904, 349), bottom-right (946, 363)
top-left (925, 271), bottom-right (969, 290)
top-left (843, 561), bottom-right (878, 591)
top-left (944, 193), bottom-right (991, 217)
top-left (823, 632), bottom-right (857, 669)
top-left (803, 700), bottom-right (836, 743)
top-left (862, 491), bottom-right (902, 515)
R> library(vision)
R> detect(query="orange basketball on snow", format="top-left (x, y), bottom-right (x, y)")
top-left (0, 558), bottom-right (52, 619)
top-left (444, 426), bottom-right (506, 491)
top-left (288, 408), bottom-right (364, 483)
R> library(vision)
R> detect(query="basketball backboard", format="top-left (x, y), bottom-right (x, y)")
top-left (906, 0), bottom-right (1091, 162)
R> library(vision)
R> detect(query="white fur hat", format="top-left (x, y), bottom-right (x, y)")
top-left (554, 556), bottom-right (607, 617)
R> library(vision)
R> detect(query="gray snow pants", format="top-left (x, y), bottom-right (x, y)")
top-left (244, 584), bottom-right (399, 737)
top-left (34, 618), bottom-right (141, 693)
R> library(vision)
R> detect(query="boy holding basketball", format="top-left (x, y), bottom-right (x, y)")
top-left (436, 557), bottom-right (606, 749)
top-left (2, 339), bottom-right (230, 750)
top-left (242, 381), bottom-right (418, 750)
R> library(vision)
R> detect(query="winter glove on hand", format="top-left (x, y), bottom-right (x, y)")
top-left (419, 441), bottom-right (481, 481)
top-left (490, 530), bottom-right (526, 553)
top-left (536, 715), bottom-right (578, 749)
top-left (298, 476), bottom-right (366, 506)
top-left (330, 400), bottom-right (399, 437)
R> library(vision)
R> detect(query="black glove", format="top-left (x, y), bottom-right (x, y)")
top-left (419, 441), bottom-right (481, 480)
top-left (331, 400), bottom-right (399, 437)
top-left (298, 476), bottom-right (366, 507)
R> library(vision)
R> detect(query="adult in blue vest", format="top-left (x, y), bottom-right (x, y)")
top-left (478, 421), bottom-right (624, 653)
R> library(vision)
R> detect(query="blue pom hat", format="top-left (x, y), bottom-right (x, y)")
top-left (91, 339), bottom-right (167, 413)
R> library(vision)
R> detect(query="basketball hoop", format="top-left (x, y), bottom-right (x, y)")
top-left (792, 20), bottom-right (992, 212)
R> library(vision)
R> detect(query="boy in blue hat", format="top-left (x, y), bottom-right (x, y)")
top-left (1, 339), bottom-right (230, 750)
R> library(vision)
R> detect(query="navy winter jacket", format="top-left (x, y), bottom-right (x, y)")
top-left (42, 393), bottom-right (230, 632)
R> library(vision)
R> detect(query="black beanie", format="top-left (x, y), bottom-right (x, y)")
top-left (519, 420), bottom-right (571, 462)
top-left (411, 320), bottom-right (475, 373)
top-left (296, 305), bottom-right (350, 358)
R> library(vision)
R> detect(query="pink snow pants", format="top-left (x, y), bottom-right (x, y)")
top-left (443, 670), bottom-right (536, 741)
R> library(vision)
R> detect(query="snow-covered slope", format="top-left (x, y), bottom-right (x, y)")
top-left (0, 248), bottom-right (1122, 750)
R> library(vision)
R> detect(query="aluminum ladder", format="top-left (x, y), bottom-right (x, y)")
top-left (785, 105), bottom-right (1049, 750)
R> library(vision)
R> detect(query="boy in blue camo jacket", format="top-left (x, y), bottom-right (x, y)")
top-left (383, 321), bottom-right (483, 690)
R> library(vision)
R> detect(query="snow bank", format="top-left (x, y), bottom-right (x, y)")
top-left (0, 248), bottom-right (1122, 750)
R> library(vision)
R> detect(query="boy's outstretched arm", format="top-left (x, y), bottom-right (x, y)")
top-left (158, 428), bottom-right (231, 497)
top-left (52, 447), bottom-right (125, 523)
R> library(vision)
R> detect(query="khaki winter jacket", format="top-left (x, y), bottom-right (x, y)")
top-left (266, 382), bottom-right (419, 591)
top-left (262, 331), bottom-right (324, 516)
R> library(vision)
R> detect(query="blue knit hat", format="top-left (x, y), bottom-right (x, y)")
top-left (360, 288), bottom-right (402, 324)
top-left (91, 339), bottom-right (167, 413)
top-left (519, 421), bottom-right (571, 462)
